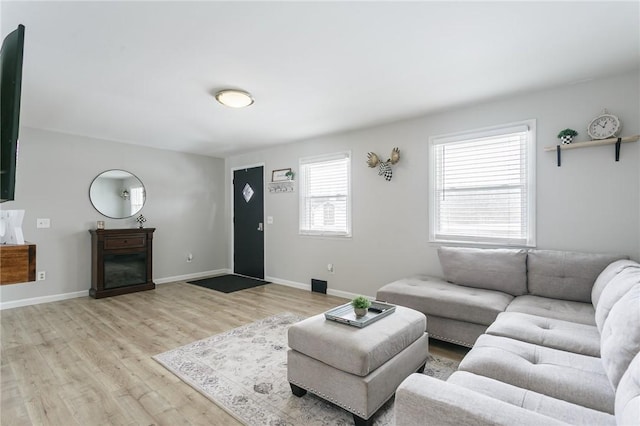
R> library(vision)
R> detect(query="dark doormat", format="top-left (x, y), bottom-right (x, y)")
top-left (187, 274), bottom-right (270, 294)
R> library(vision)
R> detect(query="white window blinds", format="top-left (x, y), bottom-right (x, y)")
top-left (130, 186), bottom-right (144, 214)
top-left (299, 152), bottom-right (351, 236)
top-left (429, 121), bottom-right (535, 246)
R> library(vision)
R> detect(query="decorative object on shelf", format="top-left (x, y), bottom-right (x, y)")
top-left (135, 214), bottom-right (147, 228)
top-left (557, 128), bottom-right (578, 144)
top-left (272, 168), bottom-right (292, 182)
top-left (120, 189), bottom-right (130, 200)
top-left (587, 109), bottom-right (621, 140)
top-left (96, 220), bottom-right (105, 230)
top-left (0, 209), bottom-right (25, 245)
top-left (366, 147), bottom-right (400, 181)
top-left (351, 295), bottom-right (371, 317)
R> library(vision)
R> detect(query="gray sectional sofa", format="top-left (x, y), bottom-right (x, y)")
top-left (376, 247), bottom-right (640, 425)
top-left (377, 247), bottom-right (625, 347)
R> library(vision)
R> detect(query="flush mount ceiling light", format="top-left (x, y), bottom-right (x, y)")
top-left (215, 89), bottom-right (254, 108)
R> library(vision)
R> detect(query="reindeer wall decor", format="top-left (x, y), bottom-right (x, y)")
top-left (366, 147), bottom-right (400, 181)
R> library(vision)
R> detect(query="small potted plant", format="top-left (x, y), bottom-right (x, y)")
top-left (285, 170), bottom-right (295, 180)
top-left (351, 296), bottom-right (371, 317)
top-left (557, 128), bottom-right (578, 145)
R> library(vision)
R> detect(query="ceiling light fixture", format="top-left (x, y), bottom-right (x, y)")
top-left (215, 89), bottom-right (254, 108)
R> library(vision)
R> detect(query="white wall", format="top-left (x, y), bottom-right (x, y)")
top-left (1, 128), bottom-right (227, 306)
top-left (226, 71), bottom-right (640, 298)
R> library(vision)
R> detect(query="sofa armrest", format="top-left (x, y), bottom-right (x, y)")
top-left (395, 374), bottom-right (567, 426)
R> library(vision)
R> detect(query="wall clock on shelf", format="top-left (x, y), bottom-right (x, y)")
top-left (587, 109), bottom-right (621, 140)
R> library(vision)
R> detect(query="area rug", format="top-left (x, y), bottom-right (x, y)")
top-left (154, 313), bottom-right (459, 425)
top-left (186, 274), bottom-right (270, 293)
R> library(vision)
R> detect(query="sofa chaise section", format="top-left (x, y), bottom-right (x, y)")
top-left (376, 275), bottom-right (513, 347)
top-left (377, 247), bottom-right (528, 347)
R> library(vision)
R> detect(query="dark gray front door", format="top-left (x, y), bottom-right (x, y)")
top-left (233, 166), bottom-right (264, 279)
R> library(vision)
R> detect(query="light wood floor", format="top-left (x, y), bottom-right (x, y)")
top-left (1, 282), bottom-right (468, 425)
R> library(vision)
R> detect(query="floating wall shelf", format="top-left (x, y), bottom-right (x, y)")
top-left (544, 135), bottom-right (639, 167)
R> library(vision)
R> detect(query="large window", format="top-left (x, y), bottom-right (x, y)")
top-left (299, 152), bottom-right (351, 237)
top-left (429, 120), bottom-right (536, 246)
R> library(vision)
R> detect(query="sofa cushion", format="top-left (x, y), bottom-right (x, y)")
top-left (600, 284), bottom-right (640, 389)
top-left (395, 374), bottom-right (568, 426)
top-left (377, 275), bottom-right (513, 326)
top-left (595, 266), bottom-right (640, 332)
top-left (615, 352), bottom-right (640, 425)
top-left (287, 306), bottom-right (425, 376)
top-left (506, 295), bottom-right (595, 325)
top-left (458, 334), bottom-right (614, 413)
top-left (486, 312), bottom-right (600, 356)
top-left (527, 250), bottom-right (625, 303)
top-left (438, 247), bottom-right (528, 296)
top-left (592, 259), bottom-right (640, 309)
top-left (447, 371), bottom-right (615, 425)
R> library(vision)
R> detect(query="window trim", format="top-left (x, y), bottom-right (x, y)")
top-left (299, 151), bottom-right (352, 238)
top-left (428, 119), bottom-right (536, 247)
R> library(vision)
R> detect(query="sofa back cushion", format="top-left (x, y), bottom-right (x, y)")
top-left (592, 259), bottom-right (640, 309)
top-left (615, 351), bottom-right (640, 425)
top-left (438, 247), bottom-right (527, 296)
top-left (601, 284), bottom-right (640, 389)
top-left (595, 266), bottom-right (640, 332)
top-left (527, 250), bottom-right (625, 303)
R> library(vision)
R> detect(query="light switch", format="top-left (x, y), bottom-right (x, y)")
top-left (36, 218), bottom-right (50, 228)
top-left (267, 216), bottom-right (274, 225)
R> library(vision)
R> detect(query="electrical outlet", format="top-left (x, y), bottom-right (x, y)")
top-left (327, 263), bottom-right (334, 273)
top-left (187, 253), bottom-right (193, 263)
top-left (37, 271), bottom-right (46, 281)
top-left (36, 218), bottom-right (50, 228)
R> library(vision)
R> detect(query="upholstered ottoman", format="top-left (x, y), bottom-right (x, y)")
top-left (287, 306), bottom-right (429, 426)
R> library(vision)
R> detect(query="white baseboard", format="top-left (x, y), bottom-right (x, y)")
top-left (1, 271), bottom-right (372, 310)
top-left (266, 276), bottom-right (373, 301)
top-left (154, 269), bottom-right (231, 285)
top-left (0, 269), bottom-right (232, 310)
top-left (0, 290), bottom-right (89, 311)
top-left (266, 276), bottom-right (310, 291)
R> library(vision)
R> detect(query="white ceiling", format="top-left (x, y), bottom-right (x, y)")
top-left (2, 1), bottom-right (639, 158)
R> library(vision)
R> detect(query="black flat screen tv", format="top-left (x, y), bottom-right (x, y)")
top-left (1, 24), bottom-right (25, 203)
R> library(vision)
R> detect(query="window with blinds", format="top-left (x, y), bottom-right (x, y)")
top-left (429, 120), bottom-right (536, 246)
top-left (299, 152), bottom-right (351, 237)
top-left (130, 186), bottom-right (144, 214)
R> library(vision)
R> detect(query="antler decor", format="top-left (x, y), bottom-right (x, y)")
top-left (366, 147), bottom-right (400, 181)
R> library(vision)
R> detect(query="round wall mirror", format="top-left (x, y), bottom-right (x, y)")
top-left (89, 170), bottom-right (146, 219)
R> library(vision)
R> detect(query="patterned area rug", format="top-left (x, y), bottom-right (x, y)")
top-left (153, 313), bottom-right (459, 425)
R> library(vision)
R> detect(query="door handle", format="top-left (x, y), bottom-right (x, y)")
top-left (257, 223), bottom-right (264, 231)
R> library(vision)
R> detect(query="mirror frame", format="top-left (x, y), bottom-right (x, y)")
top-left (89, 169), bottom-right (146, 219)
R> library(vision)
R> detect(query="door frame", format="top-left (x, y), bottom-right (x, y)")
top-left (230, 162), bottom-right (266, 277)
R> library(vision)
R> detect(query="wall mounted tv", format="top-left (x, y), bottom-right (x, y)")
top-left (1, 24), bottom-right (25, 203)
